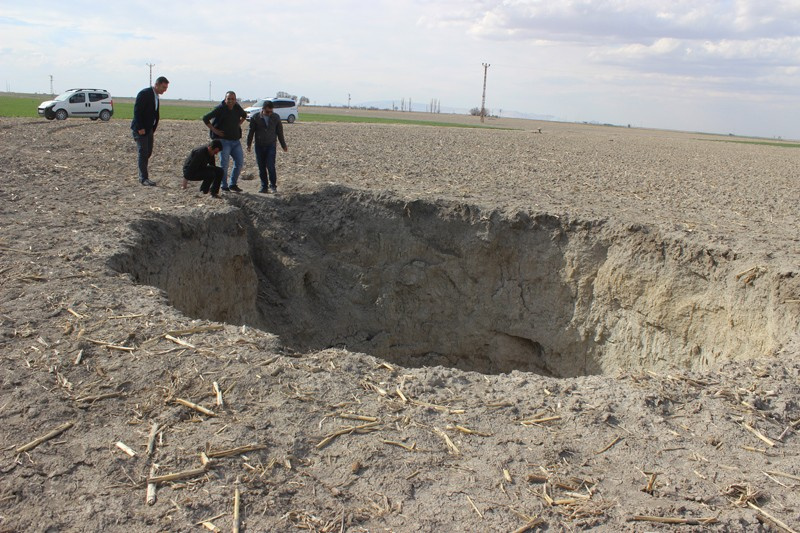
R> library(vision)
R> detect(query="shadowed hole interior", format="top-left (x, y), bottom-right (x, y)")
top-left (109, 186), bottom-right (795, 377)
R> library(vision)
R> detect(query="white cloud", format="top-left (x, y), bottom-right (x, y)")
top-left (3, 0), bottom-right (800, 137)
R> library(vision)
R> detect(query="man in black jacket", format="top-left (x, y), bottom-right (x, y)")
top-left (182, 140), bottom-right (224, 197)
top-left (131, 76), bottom-right (169, 186)
top-left (202, 91), bottom-right (247, 192)
top-left (246, 100), bottom-right (288, 193)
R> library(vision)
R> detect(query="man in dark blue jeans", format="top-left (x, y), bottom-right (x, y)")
top-left (246, 100), bottom-right (288, 193)
top-left (203, 91), bottom-right (248, 192)
top-left (131, 76), bottom-right (169, 186)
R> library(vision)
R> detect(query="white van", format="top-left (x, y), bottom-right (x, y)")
top-left (38, 88), bottom-right (114, 121)
top-left (244, 97), bottom-right (299, 123)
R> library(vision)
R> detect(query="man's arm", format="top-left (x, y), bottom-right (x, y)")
top-left (276, 118), bottom-right (288, 151)
top-left (153, 93), bottom-right (159, 133)
top-left (183, 148), bottom-right (201, 177)
top-left (132, 89), bottom-right (148, 135)
top-left (246, 118), bottom-right (255, 151)
top-left (202, 108), bottom-right (224, 138)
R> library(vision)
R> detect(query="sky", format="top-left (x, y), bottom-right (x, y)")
top-left (3, 0), bottom-right (800, 138)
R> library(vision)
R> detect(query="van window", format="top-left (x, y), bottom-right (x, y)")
top-left (274, 101), bottom-right (294, 108)
top-left (89, 92), bottom-right (108, 102)
top-left (69, 93), bottom-right (86, 104)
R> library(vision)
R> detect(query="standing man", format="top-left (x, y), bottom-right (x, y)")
top-left (182, 139), bottom-right (224, 197)
top-left (131, 76), bottom-right (169, 186)
top-left (246, 100), bottom-right (288, 193)
top-left (203, 91), bottom-right (247, 192)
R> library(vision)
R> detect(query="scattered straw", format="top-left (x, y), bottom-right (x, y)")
top-left (433, 426), bottom-right (460, 455)
top-left (594, 436), bottom-right (623, 455)
top-left (16, 421), bottom-right (74, 453)
top-left (466, 494), bottom-right (483, 519)
top-left (632, 515), bottom-right (718, 525)
top-left (174, 398), bottom-right (216, 417)
top-left (742, 422), bottom-right (776, 447)
top-left (317, 421), bottom-right (381, 449)
top-left (748, 502), bottom-right (798, 533)
top-left (520, 415), bottom-right (561, 426)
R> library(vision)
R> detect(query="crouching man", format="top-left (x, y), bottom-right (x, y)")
top-left (182, 139), bottom-right (224, 197)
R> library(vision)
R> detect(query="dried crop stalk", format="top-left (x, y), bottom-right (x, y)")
top-left (174, 398), bottom-right (216, 417)
top-left (16, 421), bottom-right (74, 453)
top-left (432, 426), bottom-right (460, 455)
top-left (146, 464), bottom-right (158, 505)
top-left (206, 444), bottom-right (266, 458)
top-left (147, 465), bottom-right (209, 485)
top-left (317, 422), bottom-right (381, 449)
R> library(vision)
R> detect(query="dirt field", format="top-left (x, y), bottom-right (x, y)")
top-left (1, 115), bottom-right (799, 532)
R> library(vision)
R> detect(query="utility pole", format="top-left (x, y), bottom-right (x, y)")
top-left (480, 63), bottom-right (490, 123)
top-left (146, 63), bottom-right (156, 86)
top-left (209, 82), bottom-right (212, 101)
top-left (348, 93), bottom-right (351, 108)
top-left (49, 75), bottom-right (54, 94)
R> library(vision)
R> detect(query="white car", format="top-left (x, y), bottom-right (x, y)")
top-left (244, 97), bottom-right (299, 123)
top-left (38, 88), bottom-right (114, 121)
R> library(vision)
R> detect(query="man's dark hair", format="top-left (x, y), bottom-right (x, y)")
top-left (262, 100), bottom-right (274, 109)
top-left (209, 139), bottom-right (223, 150)
top-left (155, 76), bottom-right (169, 85)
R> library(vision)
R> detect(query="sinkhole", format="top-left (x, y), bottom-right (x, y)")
top-left (109, 186), bottom-right (795, 377)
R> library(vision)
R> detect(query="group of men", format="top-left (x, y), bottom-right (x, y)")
top-left (131, 77), bottom-right (288, 198)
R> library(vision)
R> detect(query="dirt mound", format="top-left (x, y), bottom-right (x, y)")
top-left (1, 117), bottom-right (798, 532)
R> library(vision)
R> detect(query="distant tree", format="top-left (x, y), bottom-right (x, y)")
top-left (276, 91), bottom-right (298, 101)
top-left (469, 107), bottom-right (481, 116)
top-left (299, 96), bottom-right (309, 106)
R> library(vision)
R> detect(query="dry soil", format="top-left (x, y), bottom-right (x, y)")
top-left (0, 115), bottom-right (799, 532)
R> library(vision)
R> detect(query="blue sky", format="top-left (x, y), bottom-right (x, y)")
top-left (3, 0), bottom-right (800, 138)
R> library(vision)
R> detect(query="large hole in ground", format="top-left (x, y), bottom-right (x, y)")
top-left (109, 186), bottom-right (795, 377)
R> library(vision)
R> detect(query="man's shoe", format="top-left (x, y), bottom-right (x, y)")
top-left (258, 187), bottom-right (269, 193)
top-left (210, 193), bottom-right (221, 198)
top-left (140, 178), bottom-right (156, 186)
top-left (230, 184), bottom-right (243, 192)
top-left (270, 186), bottom-right (277, 193)
top-left (221, 186), bottom-right (230, 192)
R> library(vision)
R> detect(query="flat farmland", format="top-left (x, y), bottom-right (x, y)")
top-left (0, 115), bottom-right (798, 532)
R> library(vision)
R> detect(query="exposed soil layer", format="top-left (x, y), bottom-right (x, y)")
top-left (112, 189), bottom-right (794, 379)
top-left (1, 116), bottom-right (799, 532)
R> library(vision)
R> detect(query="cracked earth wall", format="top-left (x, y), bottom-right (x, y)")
top-left (109, 187), bottom-right (798, 377)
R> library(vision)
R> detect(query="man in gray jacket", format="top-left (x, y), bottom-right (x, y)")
top-left (246, 100), bottom-right (288, 193)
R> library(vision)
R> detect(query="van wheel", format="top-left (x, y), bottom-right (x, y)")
top-left (287, 115), bottom-right (296, 123)
top-left (55, 109), bottom-right (68, 121)
top-left (99, 110), bottom-right (111, 122)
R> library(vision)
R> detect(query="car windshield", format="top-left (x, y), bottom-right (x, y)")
top-left (54, 92), bottom-right (74, 102)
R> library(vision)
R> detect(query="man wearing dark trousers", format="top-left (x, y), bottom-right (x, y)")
top-left (131, 76), bottom-right (169, 186)
top-left (246, 100), bottom-right (288, 193)
top-left (182, 140), bottom-right (224, 197)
